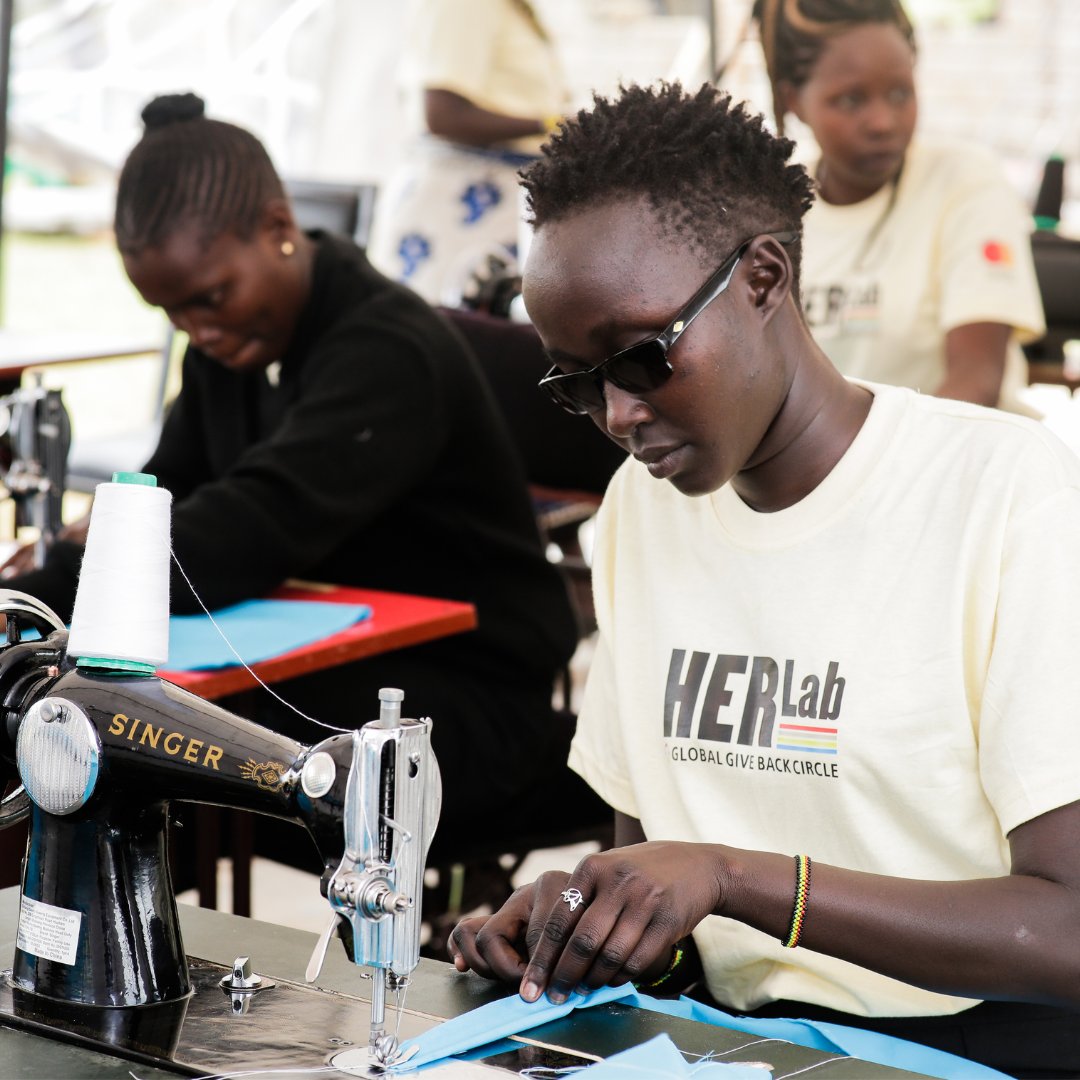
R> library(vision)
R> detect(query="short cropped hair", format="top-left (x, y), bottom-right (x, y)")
top-left (520, 82), bottom-right (815, 282)
top-left (114, 93), bottom-right (284, 255)
top-left (753, 0), bottom-right (916, 134)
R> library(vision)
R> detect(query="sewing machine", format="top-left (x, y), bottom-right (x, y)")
top-left (0, 587), bottom-right (441, 1074)
top-left (0, 376), bottom-right (70, 568)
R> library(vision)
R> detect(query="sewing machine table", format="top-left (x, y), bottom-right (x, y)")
top-left (0, 889), bottom-right (936, 1078)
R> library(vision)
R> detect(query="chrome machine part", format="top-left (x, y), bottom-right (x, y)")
top-left (219, 955), bottom-right (275, 1016)
top-left (0, 590), bottom-right (67, 828)
top-left (301, 750), bottom-right (337, 799)
top-left (17, 697), bottom-right (100, 815)
top-left (0, 378), bottom-right (71, 570)
top-left (307, 687), bottom-right (442, 1067)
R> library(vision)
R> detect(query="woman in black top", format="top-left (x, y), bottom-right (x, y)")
top-left (7, 93), bottom-right (581, 857)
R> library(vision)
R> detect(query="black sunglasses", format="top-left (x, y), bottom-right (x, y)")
top-left (538, 231), bottom-right (797, 416)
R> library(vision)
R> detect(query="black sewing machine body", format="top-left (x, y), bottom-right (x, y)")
top-left (0, 592), bottom-right (441, 1071)
top-left (11, 665), bottom-right (343, 1008)
top-left (0, 380), bottom-right (70, 568)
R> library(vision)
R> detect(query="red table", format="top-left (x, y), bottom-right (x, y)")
top-left (159, 582), bottom-right (478, 701)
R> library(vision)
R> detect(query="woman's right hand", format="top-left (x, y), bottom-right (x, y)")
top-left (449, 842), bottom-right (726, 1003)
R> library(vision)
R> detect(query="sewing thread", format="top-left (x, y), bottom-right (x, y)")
top-left (67, 479), bottom-right (172, 666)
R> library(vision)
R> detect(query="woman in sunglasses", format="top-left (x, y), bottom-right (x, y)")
top-left (449, 82), bottom-right (1080, 1076)
top-left (749, 0), bottom-right (1043, 413)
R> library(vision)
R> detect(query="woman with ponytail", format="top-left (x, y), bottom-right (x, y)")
top-left (5, 94), bottom-right (580, 861)
top-left (752, 0), bottom-right (1044, 412)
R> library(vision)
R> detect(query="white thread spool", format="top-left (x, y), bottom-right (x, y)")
top-left (67, 475), bottom-right (172, 669)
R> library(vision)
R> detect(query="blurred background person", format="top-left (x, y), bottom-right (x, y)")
top-left (2, 93), bottom-right (584, 871)
top-left (749, 0), bottom-right (1045, 412)
top-left (366, 0), bottom-right (569, 307)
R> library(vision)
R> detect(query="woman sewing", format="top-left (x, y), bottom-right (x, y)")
top-left (5, 93), bottom-right (580, 853)
top-left (448, 82), bottom-right (1080, 1077)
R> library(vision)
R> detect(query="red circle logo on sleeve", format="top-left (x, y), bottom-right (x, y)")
top-left (982, 240), bottom-right (1013, 265)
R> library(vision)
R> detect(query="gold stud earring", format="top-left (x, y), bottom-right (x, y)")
top-left (281, 240), bottom-right (295, 256)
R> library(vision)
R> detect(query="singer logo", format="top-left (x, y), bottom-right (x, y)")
top-left (238, 759), bottom-right (287, 791)
top-left (108, 712), bottom-right (224, 769)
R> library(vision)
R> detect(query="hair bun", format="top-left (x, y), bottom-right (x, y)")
top-left (141, 93), bottom-right (205, 131)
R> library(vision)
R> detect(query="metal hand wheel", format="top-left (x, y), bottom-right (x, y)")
top-left (0, 589), bottom-right (66, 829)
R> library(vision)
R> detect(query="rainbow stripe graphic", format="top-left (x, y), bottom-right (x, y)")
top-left (776, 722), bottom-right (838, 755)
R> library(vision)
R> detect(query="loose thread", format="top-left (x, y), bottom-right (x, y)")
top-left (170, 547), bottom-right (349, 735)
top-left (129, 1067), bottom-right (342, 1080)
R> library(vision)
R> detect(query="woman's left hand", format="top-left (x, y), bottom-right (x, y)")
top-left (514, 841), bottom-right (726, 1003)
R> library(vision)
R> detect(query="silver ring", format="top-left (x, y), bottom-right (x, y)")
top-left (560, 887), bottom-right (584, 912)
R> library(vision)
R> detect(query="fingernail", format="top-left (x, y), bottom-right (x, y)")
top-left (547, 989), bottom-right (567, 1004)
top-left (521, 980), bottom-right (541, 1002)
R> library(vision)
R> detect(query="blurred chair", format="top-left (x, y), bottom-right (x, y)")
top-left (417, 308), bottom-right (625, 956)
top-left (65, 329), bottom-right (177, 493)
top-left (438, 306), bottom-right (627, 642)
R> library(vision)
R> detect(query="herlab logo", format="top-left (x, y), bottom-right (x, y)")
top-left (663, 650), bottom-right (843, 752)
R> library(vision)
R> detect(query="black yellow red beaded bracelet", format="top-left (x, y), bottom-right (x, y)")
top-left (781, 854), bottom-right (812, 949)
top-left (634, 938), bottom-right (688, 992)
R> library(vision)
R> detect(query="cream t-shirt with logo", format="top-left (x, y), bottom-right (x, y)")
top-left (800, 139), bottom-right (1045, 412)
top-left (569, 382), bottom-right (1080, 1017)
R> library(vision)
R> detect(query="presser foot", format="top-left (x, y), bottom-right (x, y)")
top-left (330, 1039), bottom-right (419, 1074)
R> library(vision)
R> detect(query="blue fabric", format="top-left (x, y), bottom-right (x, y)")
top-left (573, 1033), bottom-right (769, 1077)
top-left (398, 985), bottom-right (628, 1069)
top-left (394, 982), bottom-right (1011, 1079)
top-left (626, 990), bottom-right (1009, 1080)
top-left (164, 599), bottom-right (371, 671)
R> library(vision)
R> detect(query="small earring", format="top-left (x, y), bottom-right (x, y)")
top-left (281, 240), bottom-right (295, 256)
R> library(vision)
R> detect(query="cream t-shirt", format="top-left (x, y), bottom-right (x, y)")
top-left (800, 140), bottom-right (1045, 412)
top-left (404, 0), bottom-right (565, 154)
top-left (570, 382), bottom-right (1080, 1017)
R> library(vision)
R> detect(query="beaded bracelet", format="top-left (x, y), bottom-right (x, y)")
top-left (781, 854), bottom-right (812, 949)
top-left (633, 939), bottom-right (687, 992)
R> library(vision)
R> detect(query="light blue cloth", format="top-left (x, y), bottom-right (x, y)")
top-left (394, 982), bottom-right (1011, 1079)
top-left (164, 599), bottom-right (371, 671)
top-left (398, 985), bottom-right (628, 1068)
top-left (573, 1033), bottom-right (769, 1077)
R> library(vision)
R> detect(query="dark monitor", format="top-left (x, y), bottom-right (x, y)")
top-left (283, 178), bottom-right (378, 248)
top-left (1026, 231), bottom-right (1080, 361)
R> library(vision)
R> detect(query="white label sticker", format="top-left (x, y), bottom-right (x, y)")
top-left (16, 894), bottom-right (82, 965)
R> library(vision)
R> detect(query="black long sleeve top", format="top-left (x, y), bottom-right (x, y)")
top-left (15, 232), bottom-right (577, 686)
